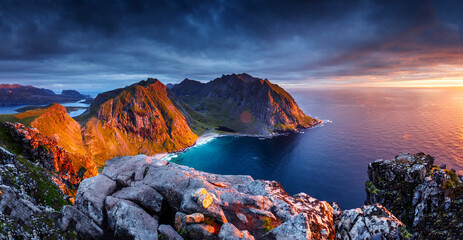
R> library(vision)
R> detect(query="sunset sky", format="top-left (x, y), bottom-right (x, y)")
top-left (1, 0), bottom-right (463, 92)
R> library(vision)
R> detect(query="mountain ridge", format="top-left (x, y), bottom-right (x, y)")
top-left (1, 73), bottom-right (319, 178)
top-left (0, 83), bottom-right (90, 106)
top-left (171, 73), bottom-right (320, 135)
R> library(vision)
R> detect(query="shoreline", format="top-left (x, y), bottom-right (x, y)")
top-left (160, 120), bottom-right (328, 162)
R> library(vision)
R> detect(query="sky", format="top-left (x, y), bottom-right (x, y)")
top-left (1, 0), bottom-right (463, 92)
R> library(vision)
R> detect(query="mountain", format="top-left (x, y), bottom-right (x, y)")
top-left (81, 78), bottom-right (197, 166)
top-left (0, 84), bottom-right (90, 106)
top-left (0, 74), bottom-right (318, 176)
top-left (171, 73), bottom-right (321, 135)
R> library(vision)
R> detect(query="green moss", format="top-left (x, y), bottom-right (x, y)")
top-left (16, 156), bottom-right (70, 210)
top-left (366, 181), bottom-right (379, 194)
top-left (262, 217), bottom-right (275, 232)
top-left (443, 169), bottom-right (462, 189)
top-left (177, 229), bottom-right (186, 237)
top-left (0, 124), bottom-right (22, 155)
top-left (400, 226), bottom-right (412, 239)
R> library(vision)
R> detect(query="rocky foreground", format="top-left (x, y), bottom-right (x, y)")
top-left (1, 148), bottom-right (462, 239)
top-left (67, 155), bottom-right (407, 240)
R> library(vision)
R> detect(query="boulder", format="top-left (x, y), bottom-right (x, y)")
top-left (59, 205), bottom-right (103, 239)
top-left (159, 224), bottom-right (184, 240)
top-left (75, 174), bottom-right (117, 225)
top-left (185, 213), bottom-right (205, 224)
top-left (186, 223), bottom-right (217, 240)
top-left (102, 155), bottom-right (161, 186)
top-left (105, 196), bottom-right (159, 240)
top-left (218, 223), bottom-right (255, 240)
top-left (260, 213), bottom-right (311, 240)
top-left (193, 188), bottom-right (213, 209)
top-left (175, 212), bottom-right (187, 231)
top-left (74, 155), bottom-right (338, 239)
top-left (111, 184), bottom-right (163, 214)
top-left (335, 204), bottom-right (405, 240)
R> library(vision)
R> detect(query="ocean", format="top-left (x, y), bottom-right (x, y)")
top-left (170, 87), bottom-right (463, 209)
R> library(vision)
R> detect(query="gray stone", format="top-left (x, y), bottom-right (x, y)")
top-left (0, 185), bottom-right (42, 224)
top-left (158, 224), bottom-right (184, 240)
top-left (175, 212), bottom-right (187, 231)
top-left (111, 184), bottom-right (163, 214)
top-left (218, 223), bottom-right (255, 240)
top-left (102, 155), bottom-right (159, 186)
top-left (59, 205), bottom-right (103, 239)
top-left (336, 204), bottom-right (405, 240)
top-left (105, 196), bottom-right (159, 240)
top-left (261, 213), bottom-right (311, 240)
top-left (75, 174), bottom-right (117, 225)
top-left (186, 223), bottom-right (217, 240)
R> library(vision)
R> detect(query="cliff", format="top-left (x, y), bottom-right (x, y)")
top-left (0, 84), bottom-right (89, 106)
top-left (27, 104), bottom-right (98, 177)
top-left (171, 73), bottom-right (320, 136)
top-left (82, 78), bottom-right (198, 166)
top-left (0, 133), bottom-right (78, 239)
top-left (366, 152), bottom-right (463, 239)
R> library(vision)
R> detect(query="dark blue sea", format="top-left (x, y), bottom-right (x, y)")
top-left (170, 87), bottom-right (463, 209)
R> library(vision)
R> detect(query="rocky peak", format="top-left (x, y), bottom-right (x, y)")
top-left (171, 73), bottom-right (320, 135)
top-left (83, 78), bottom-right (198, 166)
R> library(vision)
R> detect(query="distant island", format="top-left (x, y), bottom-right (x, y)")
top-left (0, 84), bottom-right (91, 106)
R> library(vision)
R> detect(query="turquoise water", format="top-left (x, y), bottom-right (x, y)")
top-left (173, 87), bottom-right (463, 209)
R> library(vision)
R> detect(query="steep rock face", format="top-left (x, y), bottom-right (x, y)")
top-left (83, 79), bottom-right (197, 166)
top-left (366, 152), bottom-right (463, 239)
top-left (74, 155), bottom-right (337, 239)
top-left (171, 73), bottom-right (320, 135)
top-left (5, 122), bottom-right (83, 200)
top-left (27, 104), bottom-right (98, 177)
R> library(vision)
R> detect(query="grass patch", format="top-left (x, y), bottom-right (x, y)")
top-left (443, 169), bottom-right (462, 189)
top-left (262, 217), bottom-right (275, 232)
top-left (16, 156), bottom-right (70, 210)
top-left (366, 181), bottom-right (380, 194)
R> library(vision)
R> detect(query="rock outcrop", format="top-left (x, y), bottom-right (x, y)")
top-left (4, 122), bottom-right (83, 201)
top-left (0, 138), bottom-right (78, 239)
top-left (73, 155), bottom-right (337, 239)
top-left (366, 152), bottom-right (463, 239)
top-left (171, 73), bottom-right (320, 136)
top-left (334, 204), bottom-right (408, 240)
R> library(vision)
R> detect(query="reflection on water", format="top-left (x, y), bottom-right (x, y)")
top-left (171, 87), bottom-right (463, 209)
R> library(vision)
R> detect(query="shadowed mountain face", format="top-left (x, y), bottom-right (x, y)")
top-left (171, 73), bottom-right (320, 135)
top-left (0, 84), bottom-right (89, 106)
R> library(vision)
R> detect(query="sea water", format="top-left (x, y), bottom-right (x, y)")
top-left (171, 87), bottom-right (463, 209)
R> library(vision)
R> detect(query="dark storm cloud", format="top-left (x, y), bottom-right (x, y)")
top-left (0, 0), bottom-right (462, 91)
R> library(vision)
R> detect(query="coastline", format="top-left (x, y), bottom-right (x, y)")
top-left (160, 120), bottom-right (327, 162)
